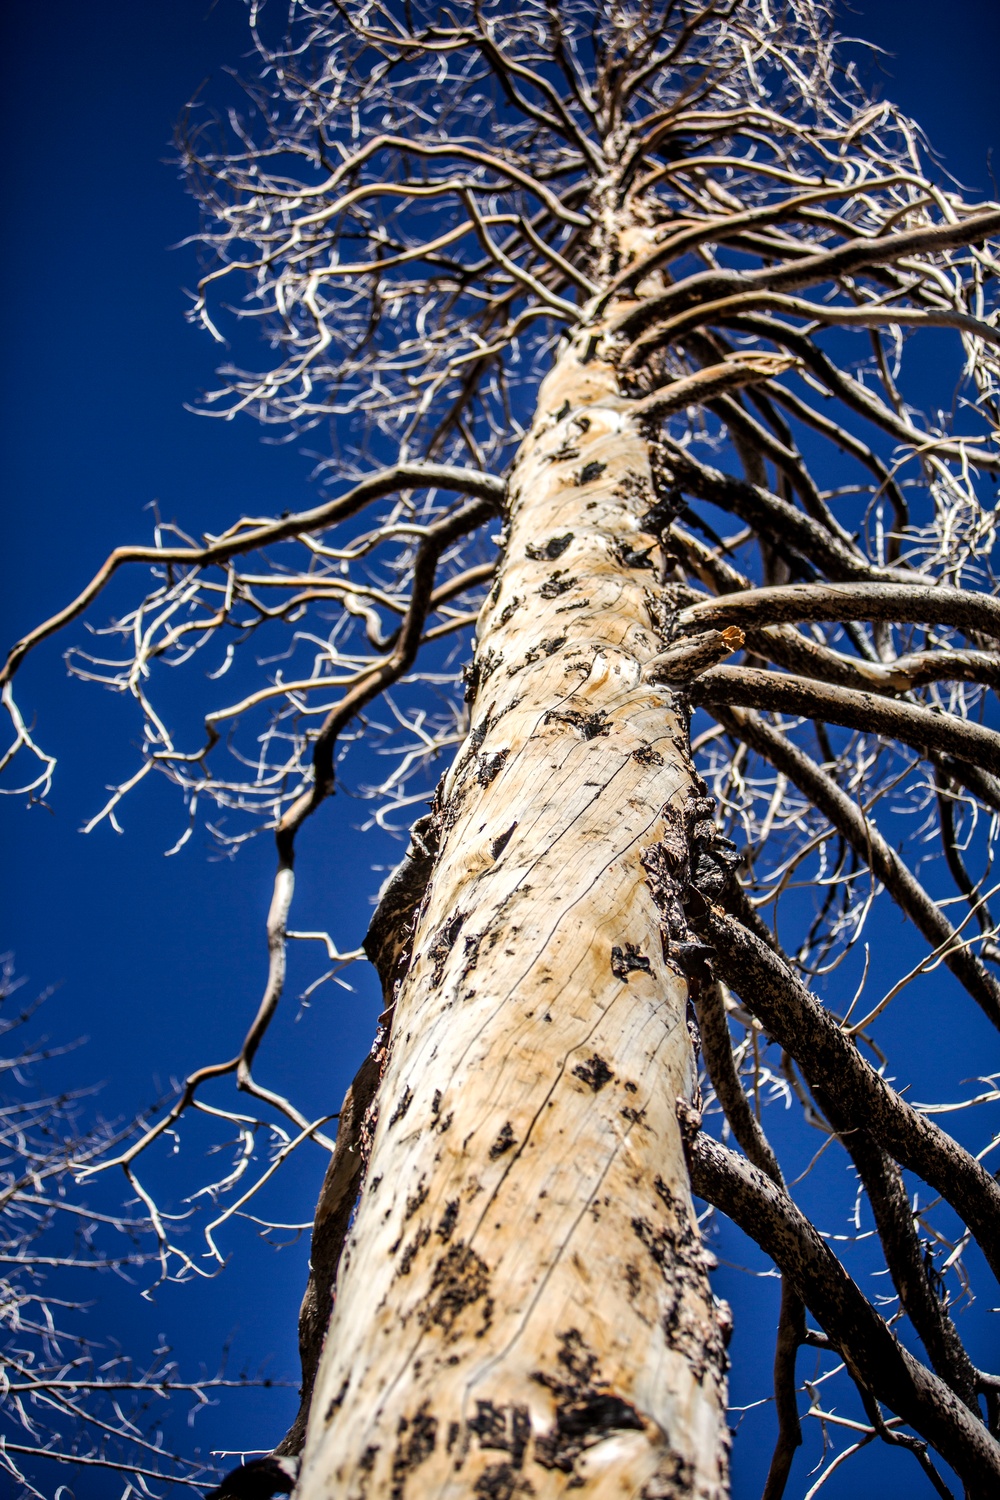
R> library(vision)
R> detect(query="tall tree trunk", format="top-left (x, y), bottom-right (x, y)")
top-left (296, 325), bottom-right (732, 1498)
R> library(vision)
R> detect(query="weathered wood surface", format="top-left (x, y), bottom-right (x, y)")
top-left (297, 334), bottom-right (730, 1499)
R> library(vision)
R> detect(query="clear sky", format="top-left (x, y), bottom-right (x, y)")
top-left (2, 3), bottom-right (998, 1496)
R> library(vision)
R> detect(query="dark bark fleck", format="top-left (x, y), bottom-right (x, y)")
top-left (496, 596), bottom-right (523, 627)
top-left (538, 571), bottom-right (577, 599)
top-left (397, 1225), bottom-right (431, 1276)
top-left (577, 461), bottom-right (607, 485)
top-left (389, 1086), bottom-right (414, 1127)
top-left (544, 708), bottom-right (610, 739)
top-left (611, 944), bottom-right (652, 981)
top-left (428, 911), bottom-right (467, 985)
top-left (391, 1402), bottom-right (438, 1500)
top-left (526, 533), bottom-right (574, 562)
top-left (572, 1054), bottom-right (614, 1092)
top-left (613, 539), bottom-right (655, 569)
top-left (490, 823), bottom-right (518, 860)
top-left (489, 1122), bottom-right (517, 1158)
top-left (436, 1199), bottom-right (460, 1242)
top-left (420, 1243), bottom-right (492, 1337)
top-left (633, 744), bottom-right (664, 766)
top-left (474, 1463), bottom-right (535, 1499)
top-left (477, 749), bottom-right (509, 787)
top-left (404, 1179), bottom-right (428, 1221)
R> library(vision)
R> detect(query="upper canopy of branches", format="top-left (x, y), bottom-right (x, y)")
top-left (183, 0), bottom-right (998, 476)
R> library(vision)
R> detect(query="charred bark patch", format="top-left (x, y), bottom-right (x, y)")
top-left (427, 911), bottom-right (466, 985)
top-left (469, 1400), bottom-right (532, 1467)
top-left (516, 635), bottom-right (567, 673)
top-left (420, 1243), bottom-right (492, 1338)
top-left (397, 1224), bottom-right (431, 1276)
top-left (364, 810), bottom-right (441, 996)
top-left (489, 1122), bottom-right (517, 1158)
top-left (631, 1179), bottom-right (728, 1388)
top-left (638, 489), bottom-right (685, 539)
top-left (532, 1329), bottom-right (644, 1476)
top-left (613, 539), bottom-right (655, 569)
top-left (389, 1086), bottom-right (414, 1127)
top-left (461, 929), bottom-right (484, 979)
top-left (390, 1402), bottom-right (437, 1500)
top-left (572, 1054), bottom-right (614, 1092)
top-left (526, 533), bottom-right (574, 562)
top-left (621, 1105), bottom-right (647, 1126)
top-left (404, 1179), bottom-right (428, 1221)
top-left (611, 943), bottom-right (652, 981)
top-left (538, 570), bottom-right (576, 599)
top-left (324, 1378), bottom-right (349, 1421)
top-left (496, 596), bottom-right (523, 627)
top-left (633, 744), bottom-right (664, 766)
top-left (544, 707), bottom-right (610, 739)
top-left (489, 823), bottom-right (518, 860)
top-left (436, 1199), bottom-right (460, 1242)
top-left (477, 749), bottom-right (509, 787)
top-left (639, 1453), bottom-right (696, 1499)
top-left (474, 1462), bottom-right (535, 1499)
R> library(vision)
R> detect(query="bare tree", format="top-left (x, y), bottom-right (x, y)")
top-left (4, 1), bottom-right (1000, 1495)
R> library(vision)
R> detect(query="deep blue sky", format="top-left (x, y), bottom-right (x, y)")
top-left (2, 2), bottom-right (998, 1496)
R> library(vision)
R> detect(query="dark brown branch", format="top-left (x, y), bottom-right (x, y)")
top-left (745, 627), bottom-right (1000, 696)
top-left (762, 1281), bottom-right (807, 1500)
top-left (690, 903), bottom-right (1000, 1281)
top-left (711, 706), bottom-right (1000, 1027)
top-left (683, 1126), bottom-right (1000, 1497)
top-left (936, 769), bottom-right (1000, 955)
top-left (680, 579), bottom-right (1000, 642)
top-left (725, 313), bottom-right (1000, 471)
top-left (659, 444), bottom-right (875, 582)
top-left (826, 1105), bottom-right (982, 1412)
top-left (693, 980), bottom-right (807, 1497)
top-left (692, 662), bottom-right (1000, 774)
top-left (761, 379), bottom-right (909, 550)
top-left (615, 206), bottom-right (1000, 338)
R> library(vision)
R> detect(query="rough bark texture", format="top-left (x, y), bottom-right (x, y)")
top-left (295, 333), bottom-right (731, 1498)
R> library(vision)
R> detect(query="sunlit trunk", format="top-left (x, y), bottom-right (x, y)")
top-left (297, 324), bottom-right (731, 1499)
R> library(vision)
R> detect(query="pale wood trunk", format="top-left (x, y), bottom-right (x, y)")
top-left (296, 328), bottom-right (731, 1498)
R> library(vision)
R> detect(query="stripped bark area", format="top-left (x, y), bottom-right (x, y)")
top-left (297, 338), bottom-right (730, 1498)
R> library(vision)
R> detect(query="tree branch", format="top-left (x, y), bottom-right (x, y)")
top-left (682, 1124), bottom-right (1000, 1497)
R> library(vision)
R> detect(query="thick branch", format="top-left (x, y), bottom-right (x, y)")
top-left (693, 662), bottom-right (1000, 774)
top-left (712, 706), bottom-right (1000, 1027)
top-left (680, 580), bottom-right (1000, 641)
top-left (684, 1127), bottom-right (1000, 1497)
top-left (691, 904), bottom-right (1000, 1281)
top-left (659, 444), bottom-right (875, 581)
top-left (616, 207), bottom-right (1000, 338)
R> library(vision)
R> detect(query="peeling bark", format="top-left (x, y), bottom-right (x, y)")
top-left (295, 334), bottom-right (731, 1498)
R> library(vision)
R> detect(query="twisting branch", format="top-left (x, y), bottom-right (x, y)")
top-left (682, 1122), bottom-right (1000, 1498)
top-left (690, 903), bottom-right (1000, 1280)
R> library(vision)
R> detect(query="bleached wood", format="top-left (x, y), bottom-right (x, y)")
top-left (297, 333), bottom-right (730, 1499)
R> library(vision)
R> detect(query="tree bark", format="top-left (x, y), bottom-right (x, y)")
top-left (295, 330), bottom-right (732, 1498)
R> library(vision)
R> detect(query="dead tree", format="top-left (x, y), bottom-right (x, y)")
top-left (4, 2), bottom-right (1000, 1495)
